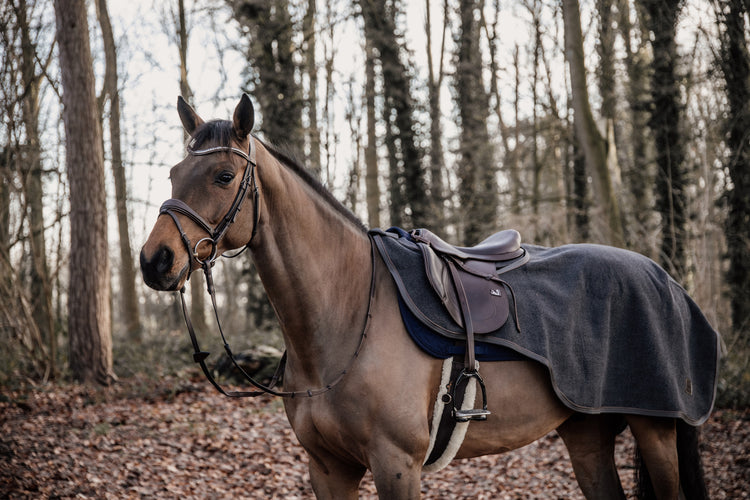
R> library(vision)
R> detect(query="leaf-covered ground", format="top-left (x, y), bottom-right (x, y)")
top-left (1, 376), bottom-right (748, 499)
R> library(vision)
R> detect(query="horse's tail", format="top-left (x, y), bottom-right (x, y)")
top-left (635, 420), bottom-right (709, 500)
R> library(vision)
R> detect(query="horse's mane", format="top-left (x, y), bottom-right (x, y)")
top-left (189, 119), bottom-right (367, 233)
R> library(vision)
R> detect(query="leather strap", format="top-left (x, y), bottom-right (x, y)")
top-left (177, 237), bottom-right (378, 398)
top-left (447, 260), bottom-right (477, 371)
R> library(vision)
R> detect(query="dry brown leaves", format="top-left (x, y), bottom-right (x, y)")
top-left (1, 376), bottom-right (747, 499)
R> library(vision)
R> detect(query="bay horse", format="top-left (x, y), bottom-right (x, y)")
top-left (140, 95), bottom-right (710, 499)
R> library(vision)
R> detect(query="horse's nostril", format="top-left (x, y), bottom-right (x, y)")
top-left (140, 245), bottom-right (174, 278)
top-left (155, 246), bottom-right (174, 274)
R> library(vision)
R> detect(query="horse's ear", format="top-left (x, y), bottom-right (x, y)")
top-left (177, 96), bottom-right (204, 136)
top-left (232, 94), bottom-right (255, 141)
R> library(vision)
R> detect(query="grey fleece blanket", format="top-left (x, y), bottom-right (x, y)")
top-left (372, 230), bottom-right (721, 425)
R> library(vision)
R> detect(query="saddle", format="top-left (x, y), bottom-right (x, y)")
top-left (371, 227), bottom-right (530, 422)
top-left (411, 228), bottom-right (524, 334)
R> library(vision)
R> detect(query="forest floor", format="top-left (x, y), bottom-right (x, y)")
top-left (1, 374), bottom-right (748, 499)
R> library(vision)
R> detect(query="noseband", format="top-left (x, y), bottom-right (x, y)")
top-left (159, 139), bottom-right (259, 270)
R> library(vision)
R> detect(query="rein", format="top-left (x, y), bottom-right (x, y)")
top-left (160, 138), bottom-right (376, 398)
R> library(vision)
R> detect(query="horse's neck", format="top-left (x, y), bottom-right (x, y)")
top-left (251, 150), bottom-right (372, 385)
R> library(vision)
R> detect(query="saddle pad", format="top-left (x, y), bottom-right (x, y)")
top-left (373, 229), bottom-right (721, 425)
top-left (398, 295), bottom-right (526, 362)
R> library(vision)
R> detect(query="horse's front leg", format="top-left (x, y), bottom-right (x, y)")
top-left (368, 440), bottom-right (423, 499)
top-left (307, 449), bottom-right (367, 500)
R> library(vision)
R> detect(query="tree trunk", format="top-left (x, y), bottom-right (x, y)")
top-left (303, 0), bottom-right (321, 178)
top-left (483, 3), bottom-right (516, 216)
top-left (619, 0), bottom-right (653, 255)
top-left (54, 0), bottom-right (115, 385)
top-left (596, 0), bottom-right (617, 120)
top-left (562, 0), bottom-right (625, 247)
top-left (0, 250), bottom-right (48, 379)
top-left (512, 44), bottom-right (522, 215)
top-left (529, 0), bottom-right (542, 215)
top-left (97, 0), bottom-right (141, 341)
top-left (425, 0), bottom-right (447, 227)
top-left (15, 0), bottom-right (55, 377)
top-left (0, 151), bottom-right (8, 252)
top-left (359, 0), bottom-right (429, 228)
top-left (717, 0), bottom-right (750, 347)
top-left (639, 0), bottom-right (687, 279)
top-left (364, 35), bottom-right (380, 229)
top-left (231, 0), bottom-right (304, 153)
top-left (456, 0), bottom-right (497, 244)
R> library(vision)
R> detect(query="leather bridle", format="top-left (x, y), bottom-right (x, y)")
top-left (158, 136), bottom-right (376, 398)
top-left (159, 139), bottom-right (260, 269)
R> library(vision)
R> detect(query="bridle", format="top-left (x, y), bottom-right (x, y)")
top-left (158, 136), bottom-right (376, 398)
top-left (159, 139), bottom-right (260, 269)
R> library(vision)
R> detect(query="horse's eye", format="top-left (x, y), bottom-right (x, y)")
top-left (216, 171), bottom-right (235, 185)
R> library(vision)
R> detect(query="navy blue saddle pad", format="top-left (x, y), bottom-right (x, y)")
top-left (398, 295), bottom-right (526, 361)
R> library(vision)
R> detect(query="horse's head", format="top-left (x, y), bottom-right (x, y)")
top-left (140, 95), bottom-right (257, 291)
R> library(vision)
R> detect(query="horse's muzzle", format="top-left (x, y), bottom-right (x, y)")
top-left (140, 245), bottom-right (185, 291)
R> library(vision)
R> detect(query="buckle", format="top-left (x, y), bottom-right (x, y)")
top-left (194, 237), bottom-right (218, 265)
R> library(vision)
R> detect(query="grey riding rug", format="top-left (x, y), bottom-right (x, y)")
top-left (372, 228), bottom-right (720, 425)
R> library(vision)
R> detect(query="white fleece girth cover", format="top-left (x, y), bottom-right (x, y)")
top-left (422, 358), bottom-right (477, 473)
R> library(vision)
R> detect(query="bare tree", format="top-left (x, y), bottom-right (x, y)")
top-left (483, 1), bottom-right (518, 215)
top-left (0, 1), bottom-right (50, 379)
top-left (302, 0), bottom-right (321, 177)
top-left (562, 0), bottom-right (624, 247)
top-left (358, 0), bottom-right (429, 229)
top-left (425, 0), bottom-right (448, 226)
top-left (638, 0), bottom-right (687, 279)
top-left (12, 0), bottom-right (56, 376)
top-left (96, 0), bottom-right (141, 341)
top-left (364, 33), bottom-right (380, 229)
top-left (716, 0), bottom-right (750, 355)
top-left (54, 0), bottom-right (115, 385)
top-left (455, 0), bottom-right (497, 244)
top-left (618, 0), bottom-right (654, 254)
top-left (230, 0), bottom-right (304, 153)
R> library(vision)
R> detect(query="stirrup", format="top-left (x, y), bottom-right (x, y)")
top-left (452, 369), bottom-right (491, 422)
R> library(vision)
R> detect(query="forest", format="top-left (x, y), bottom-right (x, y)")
top-left (0, 0), bottom-right (749, 496)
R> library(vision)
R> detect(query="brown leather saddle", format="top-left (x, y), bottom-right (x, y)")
top-left (371, 227), bottom-right (530, 421)
top-left (411, 228), bottom-right (525, 335)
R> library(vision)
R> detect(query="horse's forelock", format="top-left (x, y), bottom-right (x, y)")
top-left (187, 119), bottom-right (234, 150)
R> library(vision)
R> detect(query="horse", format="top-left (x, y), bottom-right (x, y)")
top-left (140, 94), bottom-right (712, 499)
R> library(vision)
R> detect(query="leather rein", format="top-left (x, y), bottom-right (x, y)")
top-left (159, 137), bottom-right (376, 398)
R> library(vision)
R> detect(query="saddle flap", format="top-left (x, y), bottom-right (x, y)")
top-left (421, 245), bottom-right (463, 327)
top-left (453, 260), bottom-right (510, 334)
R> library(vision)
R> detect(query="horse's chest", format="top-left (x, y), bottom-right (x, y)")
top-left (285, 397), bottom-right (365, 458)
